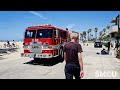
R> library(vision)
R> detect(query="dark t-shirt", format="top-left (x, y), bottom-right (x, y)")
top-left (63, 42), bottom-right (83, 64)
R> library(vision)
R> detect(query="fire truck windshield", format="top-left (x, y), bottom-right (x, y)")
top-left (25, 30), bottom-right (36, 38)
top-left (36, 29), bottom-right (53, 38)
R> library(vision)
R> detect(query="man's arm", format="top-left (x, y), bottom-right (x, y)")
top-left (64, 52), bottom-right (67, 61)
top-left (78, 52), bottom-right (84, 78)
top-left (78, 52), bottom-right (83, 71)
top-left (63, 44), bottom-right (66, 61)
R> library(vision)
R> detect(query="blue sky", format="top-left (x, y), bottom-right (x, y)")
top-left (0, 11), bottom-right (119, 41)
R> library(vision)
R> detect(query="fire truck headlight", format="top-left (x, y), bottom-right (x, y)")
top-left (24, 45), bottom-right (29, 49)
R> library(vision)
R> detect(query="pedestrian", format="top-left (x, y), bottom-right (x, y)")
top-left (115, 41), bottom-right (119, 50)
top-left (107, 41), bottom-right (111, 53)
top-left (7, 40), bottom-right (10, 47)
top-left (12, 40), bottom-right (15, 47)
top-left (63, 32), bottom-right (84, 79)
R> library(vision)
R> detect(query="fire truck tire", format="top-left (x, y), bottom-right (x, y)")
top-left (59, 48), bottom-right (64, 62)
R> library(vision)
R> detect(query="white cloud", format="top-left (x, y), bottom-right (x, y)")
top-left (66, 24), bottom-right (75, 33)
top-left (66, 24), bottom-right (75, 30)
top-left (29, 11), bottom-right (47, 20)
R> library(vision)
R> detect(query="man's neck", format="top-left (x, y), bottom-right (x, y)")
top-left (70, 39), bottom-right (76, 42)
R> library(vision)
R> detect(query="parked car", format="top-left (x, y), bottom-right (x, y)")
top-left (94, 41), bottom-right (102, 48)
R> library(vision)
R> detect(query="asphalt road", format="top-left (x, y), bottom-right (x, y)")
top-left (0, 43), bottom-right (120, 79)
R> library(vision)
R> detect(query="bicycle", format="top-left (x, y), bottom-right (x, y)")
top-left (3, 43), bottom-right (12, 48)
top-left (11, 43), bottom-right (19, 48)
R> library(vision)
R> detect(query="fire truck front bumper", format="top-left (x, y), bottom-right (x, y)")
top-left (21, 53), bottom-right (53, 58)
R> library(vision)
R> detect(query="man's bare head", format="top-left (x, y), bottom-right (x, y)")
top-left (70, 32), bottom-right (79, 41)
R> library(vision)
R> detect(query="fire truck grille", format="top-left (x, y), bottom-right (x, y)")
top-left (30, 42), bottom-right (42, 53)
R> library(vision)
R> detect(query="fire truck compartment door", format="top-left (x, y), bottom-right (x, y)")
top-left (30, 42), bottom-right (42, 53)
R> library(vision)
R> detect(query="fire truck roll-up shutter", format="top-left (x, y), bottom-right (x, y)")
top-left (30, 42), bottom-right (42, 53)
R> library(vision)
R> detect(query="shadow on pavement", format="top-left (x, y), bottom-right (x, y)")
top-left (96, 52), bottom-right (100, 55)
top-left (0, 57), bottom-right (6, 60)
top-left (23, 57), bottom-right (63, 66)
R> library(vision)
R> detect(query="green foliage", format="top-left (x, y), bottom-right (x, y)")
top-left (106, 25), bottom-right (110, 29)
top-left (102, 35), bottom-right (109, 41)
top-left (102, 42), bottom-right (108, 47)
top-left (115, 31), bottom-right (120, 41)
top-left (94, 28), bottom-right (98, 32)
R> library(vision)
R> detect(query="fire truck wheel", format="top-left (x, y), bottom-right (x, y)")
top-left (59, 49), bottom-right (64, 62)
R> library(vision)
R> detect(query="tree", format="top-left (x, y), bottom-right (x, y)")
top-left (99, 31), bottom-right (103, 37)
top-left (88, 29), bottom-right (92, 41)
top-left (87, 30), bottom-right (90, 41)
top-left (99, 31), bottom-right (103, 41)
top-left (94, 28), bottom-right (98, 40)
top-left (103, 28), bottom-right (106, 33)
top-left (115, 31), bottom-right (120, 42)
top-left (103, 28), bottom-right (106, 36)
top-left (89, 29), bottom-right (92, 40)
top-left (91, 34), bottom-right (93, 41)
top-left (83, 31), bottom-right (86, 41)
top-left (80, 32), bottom-right (83, 41)
top-left (102, 35), bottom-right (110, 41)
top-left (106, 25), bottom-right (110, 29)
top-left (104, 26), bottom-right (111, 41)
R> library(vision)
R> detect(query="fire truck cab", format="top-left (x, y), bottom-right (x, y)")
top-left (21, 24), bottom-right (69, 60)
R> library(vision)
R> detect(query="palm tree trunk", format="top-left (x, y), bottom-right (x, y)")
top-left (95, 32), bottom-right (97, 40)
top-left (88, 33), bottom-right (89, 41)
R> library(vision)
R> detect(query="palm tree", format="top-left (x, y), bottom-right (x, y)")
top-left (83, 31), bottom-right (86, 41)
top-left (87, 30), bottom-right (90, 41)
top-left (105, 26), bottom-right (111, 40)
top-left (99, 31), bottom-right (103, 41)
top-left (103, 28), bottom-right (106, 36)
top-left (106, 25), bottom-right (110, 30)
top-left (94, 28), bottom-right (98, 40)
top-left (87, 29), bottom-right (92, 41)
top-left (91, 34), bottom-right (93, 40)
top-left (99, 31), bottom-right (102, 36)
top-left (80, 32), bottom-right (83, 41)
top-left (89, 29), bottom-right (92, 40)
top-left (103, 28), bottom-right (106, 33)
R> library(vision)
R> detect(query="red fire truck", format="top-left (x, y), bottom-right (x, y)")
top-left (21, 24), bottom-right (69, 61)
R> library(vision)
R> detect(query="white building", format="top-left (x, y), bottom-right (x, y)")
top-left (106, 18), bottom-right (119, 48)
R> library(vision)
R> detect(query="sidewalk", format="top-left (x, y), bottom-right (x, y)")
top-left (82, 43), bottom-right (120, 79)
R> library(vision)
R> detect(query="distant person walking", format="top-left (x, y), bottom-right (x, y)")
top-left (108, 41), bottom-right (111, 53)
top-left (7, 40), bottom-right (10, 47)
top-left (114, 41), bottom-right (120, 50)
top-left (63, 32), bottom-right (84, 79)
top-left (12, 40), bottom-right (15, 47)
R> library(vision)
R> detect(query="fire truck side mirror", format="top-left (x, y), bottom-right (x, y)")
top-left (66, 28), bottom-right (68, 30)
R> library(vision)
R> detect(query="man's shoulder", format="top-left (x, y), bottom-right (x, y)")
top-left (64, 42), bottom-right (70, 46)
top-left (74, 42), bottom-right (81, 46)
top-left (64, 42), bottom-right (81, 45)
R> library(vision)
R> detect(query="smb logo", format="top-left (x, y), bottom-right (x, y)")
top-left (95, 71), bottom-right (117, 78)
